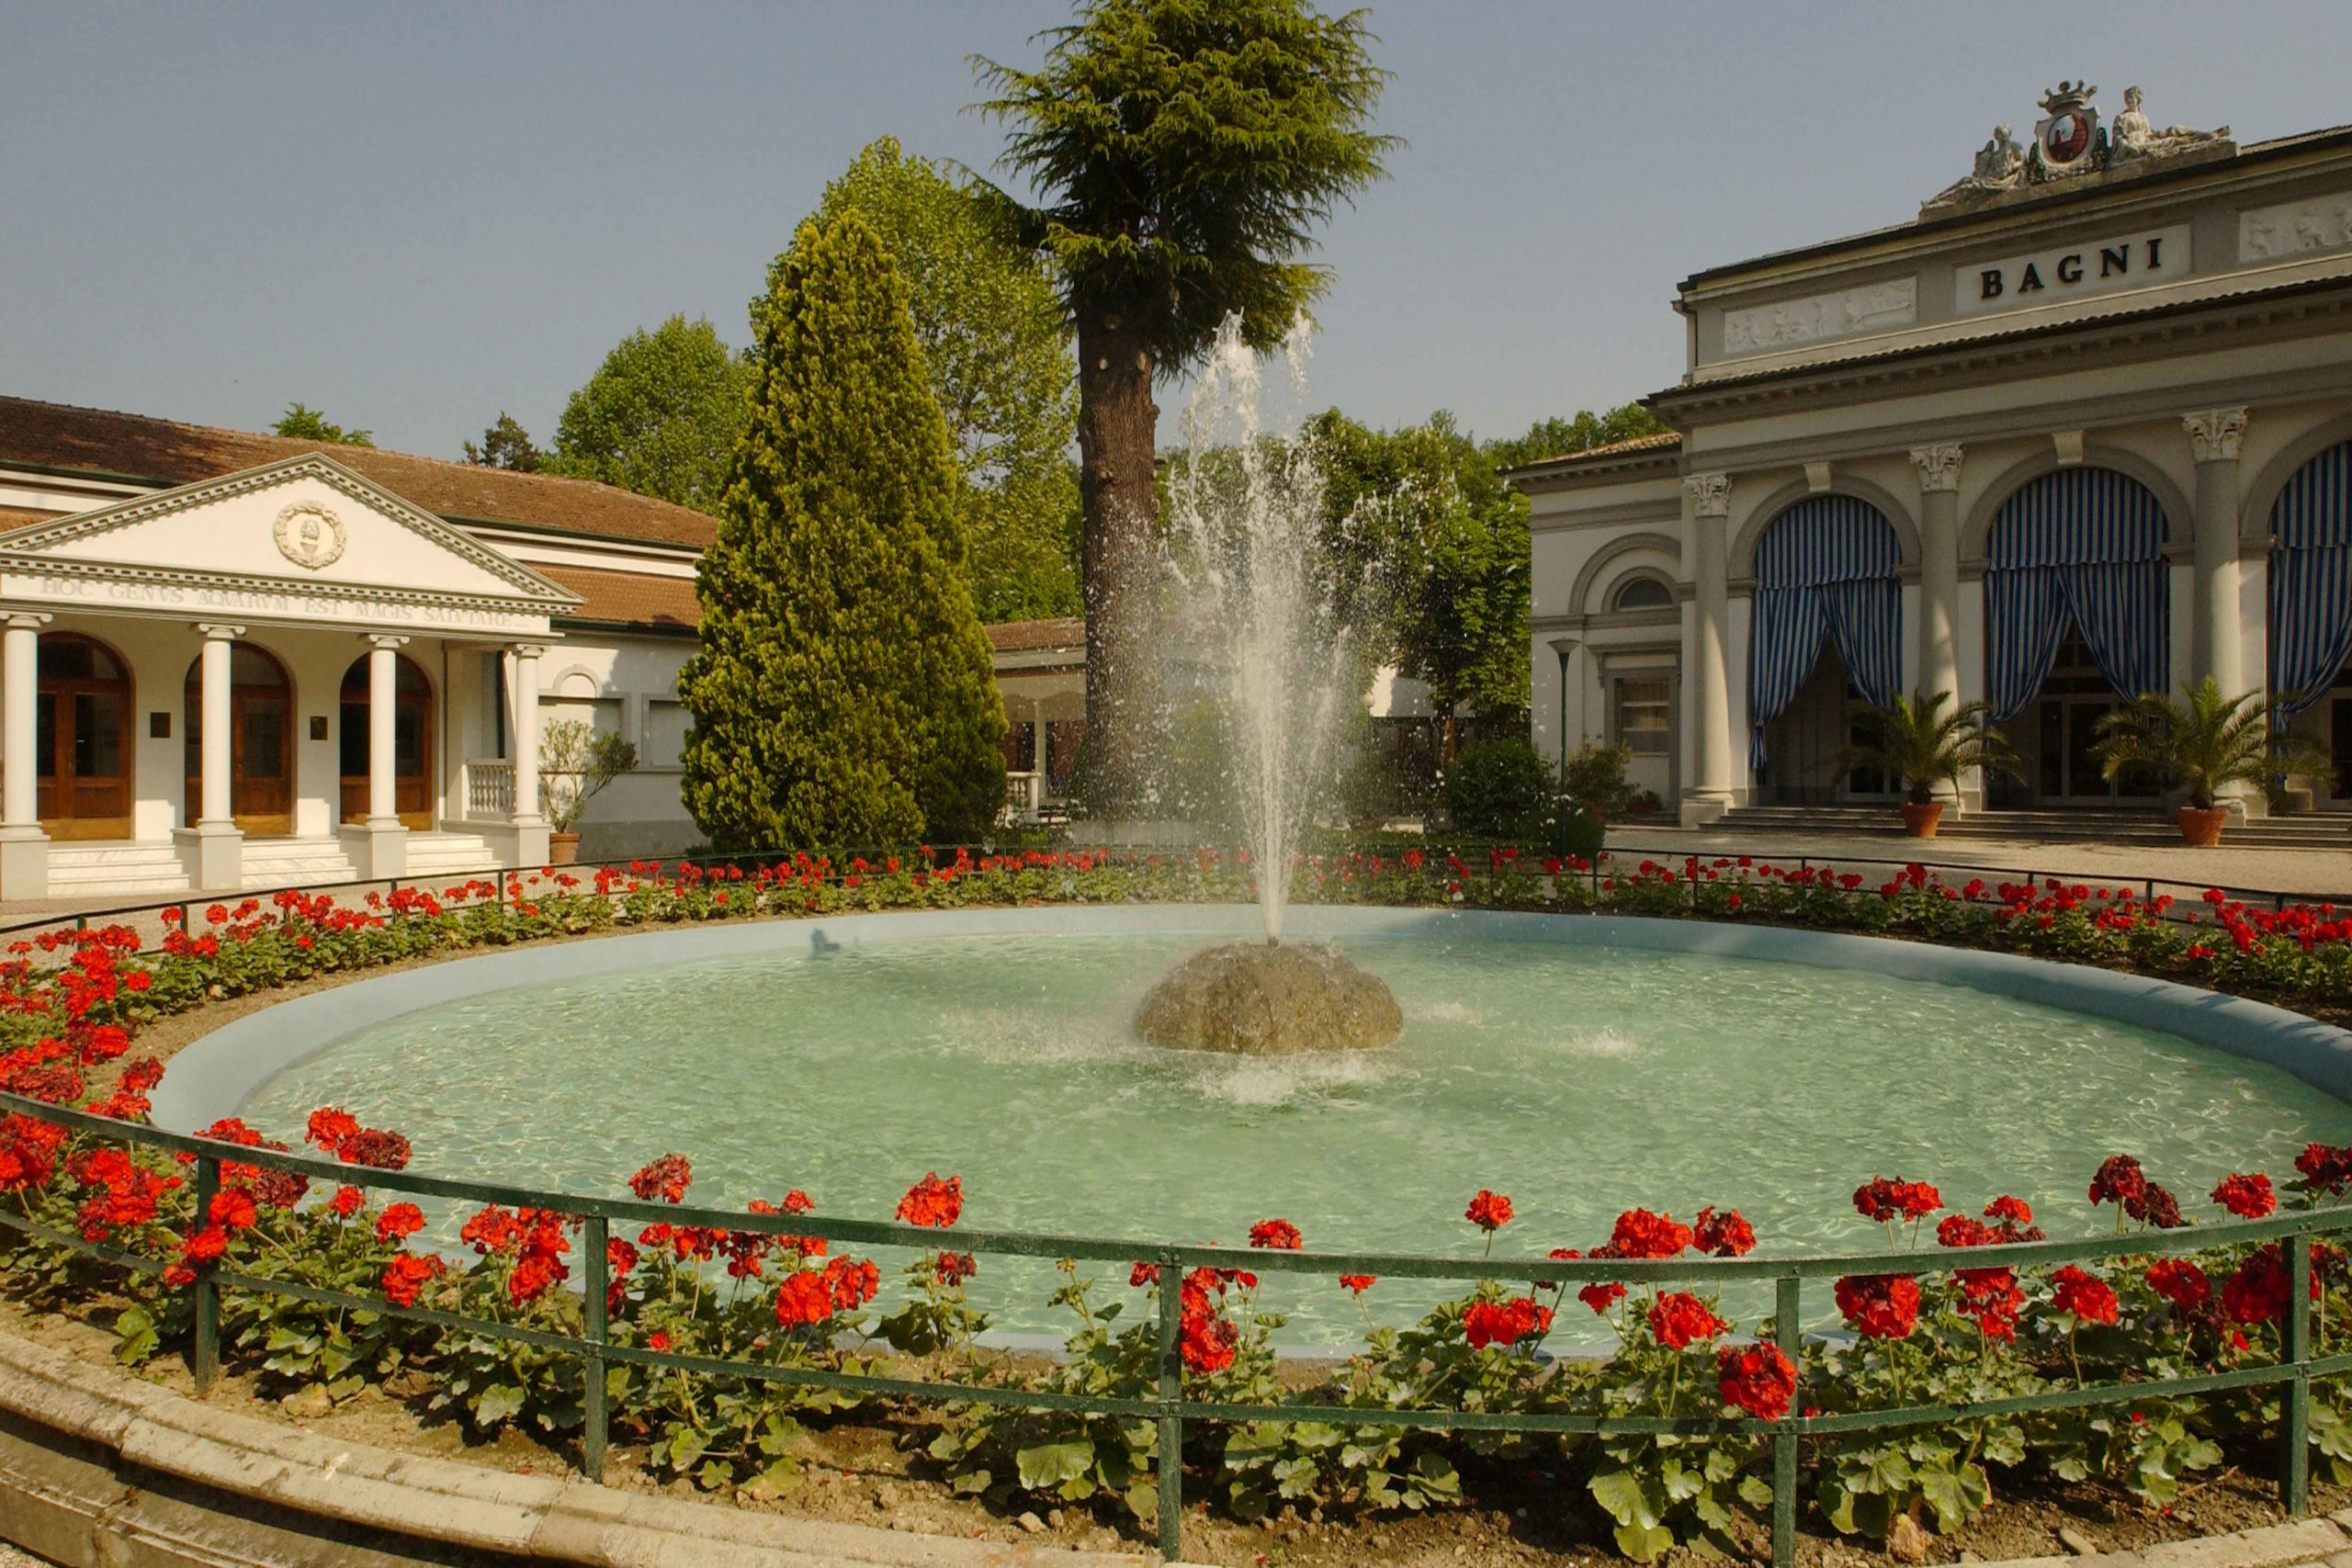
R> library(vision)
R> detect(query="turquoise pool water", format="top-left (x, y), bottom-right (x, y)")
top-left (238, 931), bottom-right (2352, 1340)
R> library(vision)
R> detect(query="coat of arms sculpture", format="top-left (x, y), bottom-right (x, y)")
top-left (1922, 83), bottom-right (2231, 218)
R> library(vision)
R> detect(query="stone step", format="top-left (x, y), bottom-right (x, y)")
top-left (45, 844), bottom-right (191, 896)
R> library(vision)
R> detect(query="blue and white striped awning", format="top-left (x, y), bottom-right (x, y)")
top-left (2269, 438), bottom-right (2352, 716)
top-left (1749, 496), bottom-right (1904, 768)
top-left (1984, 468), bottom-right (2173, 717)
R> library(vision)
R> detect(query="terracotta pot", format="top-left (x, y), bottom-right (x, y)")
top-left (1900, 800), bottom-right (1945, 839)
top-left (548, 831), bottom-right (582, 866)
top-left (2177, 806), bottom-right (2227, 847)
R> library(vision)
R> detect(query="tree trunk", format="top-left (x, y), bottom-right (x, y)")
top-left (1072, 301), bottom-right (1160, 817)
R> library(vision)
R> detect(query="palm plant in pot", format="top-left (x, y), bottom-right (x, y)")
top-left (2089, 678), bottom-right (2331, 846)
top-left (1837, 691), bottom-right (2016, 838)
top-left (538, 717), bottom-right (639, 864)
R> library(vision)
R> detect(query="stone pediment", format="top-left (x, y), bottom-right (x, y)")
top-left (0, 454), bottom-right (579, 637)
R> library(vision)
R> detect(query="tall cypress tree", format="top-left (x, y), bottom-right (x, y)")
top-left (678, 211), bottom-right (1005, 851)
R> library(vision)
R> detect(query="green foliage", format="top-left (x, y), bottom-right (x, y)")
top-left (2092, 678), bottom-right (2335, 809)
top-left (1838, 691), bottom-right (2017, 807)
top-left (1312, 409), bottom-right (1531, 718)
top-left (971, 0), bottom-right (1397, 375)
top-left (677, 211), bottom-right (1005, 851)
top-left (273, 402), bottom-right (374, 446)
top-left (548, 315), bottom-right (751, 514)
top-left (462, 412), bottom-right (543, 471)
top-left (1559, 740), bottom-right (1636, 819)
top-left (538, 716), bottom-right (639, 834)
top-left (1481, 402), bottom-right (1666, 470)
top-left (1443, 739), bottom-right (1552, 838)
top-left (817, 138), bottom-right (1081, 624)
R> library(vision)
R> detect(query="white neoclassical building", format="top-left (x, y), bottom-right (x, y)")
top-left (1515, 88), bottom-right (2352, 835)
top-left (0, 397), bottom-right (718, 899)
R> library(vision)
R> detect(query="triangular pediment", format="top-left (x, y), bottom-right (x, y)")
top-left (0, 455), bottom-right (579, 613)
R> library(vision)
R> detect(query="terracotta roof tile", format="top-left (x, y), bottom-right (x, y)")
top-left (536, 564), bottom-right (702, 634)
top-left (0, 394), bottom-right (717, 550)
top-left (1503, 430), bottom-right (1684, 473)
top-left (985, 616), bottom-right (1086, 653)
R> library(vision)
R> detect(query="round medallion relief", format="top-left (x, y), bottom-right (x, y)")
top-left (273, 502), bottom-right (347, 570)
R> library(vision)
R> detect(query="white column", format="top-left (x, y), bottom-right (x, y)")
top-left (2183, 408), bottom-right (2248, 695)
top-left (1681, 472), bottom-right (1734, 824)
top-left (367, 636), bottom-right (407, 826)
top-left (1910, 444), bottom-right (1964, 706)
top-left (198, 625), bottom-right (241, 828)
top-left (510, 643), bottom-right (544, 825)
top-left (1, 614), bottom-right (43, 830)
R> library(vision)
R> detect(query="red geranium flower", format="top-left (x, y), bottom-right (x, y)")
top-left (1647, 1292), bottom-right (1729, 1349)
top-left (1852, 1177), bottom-right (1941, 1224)
top-left (1180, 1313), bottom-right (1239, 1374)
top-left (1577, 1280), bottom-right (1628, 1315)
top-left (374, 1202), bottom-right (425, 1243)
top-left (2050, 1265), bottom-right (2119, 1325)
top-left (182, 1224), bottom-right (229, 1264)
top-left (1464, 1296), bottom-right (1555, 1350)
top-left (327, 1185), bottom-right (365, 1218)
top-left (1595, 1207), bottom-right (1692, 1260)
top-left (380, 1253), bottom-right (444, 1308)
top-left (1339, 1274), bottom-right (1376, 1294)
top-left (305, 1107), bottom-right (360, 1150)
top-left (2211, 1172), bottom-right (2276, 1219)
top-left (1248, 1218), bottom-right (1304, 1250)
top-left (896, 1173), bottom-right (963, 1229)
top-left (1833, 1273), bottom-right (1920, 1339)
top-left (1717, 1342), bottom-right (1798, 1421)
top-left (2145, 1258), bottom-right (2211, 1313)
top-left (1465, 1190), bottom-right (1513, 1233)
top-left (208, 1187), bottom-right (258, 1232)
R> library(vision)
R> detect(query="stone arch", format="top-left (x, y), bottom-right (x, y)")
top-left (1568, 530), bottom-right (1682, 618)
top-left (1731, 475), bottom-right (1921, 579)
top-left (2243, 412), bottom-right (2352, 546)
top-left (1961, 446), bottom-right (2190, 566)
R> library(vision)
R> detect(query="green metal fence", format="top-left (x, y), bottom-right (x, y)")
top-left (0, 1089), bottom-right (2341, 1564)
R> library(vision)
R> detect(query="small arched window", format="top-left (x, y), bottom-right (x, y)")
top-left (1611, 575), bottom-right (1674, 612)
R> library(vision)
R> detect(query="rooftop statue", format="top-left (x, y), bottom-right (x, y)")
top-left (2109, 85), bottom-right (2231, 163)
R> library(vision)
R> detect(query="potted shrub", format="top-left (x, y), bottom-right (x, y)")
top-left (2089, 678), bottom-right (2331, 846)
top-left (539, 717), bottom-right (639, 864)
top-left (1837, 691), bottom-right (2015, 838)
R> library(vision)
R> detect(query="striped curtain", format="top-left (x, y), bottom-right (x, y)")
top-left (1984, 468), bottom-right (2172, 720)
top-left (1748, 496), bottom-right (1903, 768)
top-left (2268, 438), bottom-right (2352, 718)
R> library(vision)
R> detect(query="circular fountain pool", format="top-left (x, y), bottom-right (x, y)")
top-left (170, 906), bottom-right (2352, 1341)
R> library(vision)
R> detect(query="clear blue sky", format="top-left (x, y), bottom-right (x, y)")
top-left (5, 1), bottom-right (2347, 460)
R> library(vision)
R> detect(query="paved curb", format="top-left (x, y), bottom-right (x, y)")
top-left (0, 1326), bottom-right (1173, 1567)
top-left (1939, 1514), bottom-right (2352, 1568)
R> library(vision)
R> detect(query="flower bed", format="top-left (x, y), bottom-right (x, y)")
top-left (2, 848), bottom-right (2352, 1564)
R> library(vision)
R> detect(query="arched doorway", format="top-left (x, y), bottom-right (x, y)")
top-left (1981, 468), bottom-right (2172, 807)
top-left (184, 644), bottom-right (294, 835)
top-left (36, 634), bottom-right (133, 840)
top-left (1747, 495), bottom-right (1904, 802)
top-left (339, 653), bottom-right (434, 829)
top-left (2268, 438), bottom-right (2352, 808)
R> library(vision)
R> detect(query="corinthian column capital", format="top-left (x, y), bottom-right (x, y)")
top-left (1683, 472), bottom-right (1731, 518)
top-left (1909, 443), bottom-right (1965, 493)
top-left (2182, 407), bottom-right (2249, 464)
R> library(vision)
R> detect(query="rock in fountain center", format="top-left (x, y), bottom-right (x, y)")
top-left (1134, 942), bottom-right (1403, 1055)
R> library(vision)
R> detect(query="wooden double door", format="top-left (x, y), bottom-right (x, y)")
top-left (36, 635), bottom-right (132, 840)
top-left (184, 645), bottom-right (295, 835)
top-left (338, 654), bottom-right (434, 830)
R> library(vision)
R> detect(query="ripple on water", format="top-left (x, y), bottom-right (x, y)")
top-left (237, 931), bottom-right (2352, 1342)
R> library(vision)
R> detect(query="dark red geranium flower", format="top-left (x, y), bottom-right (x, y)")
top-left (2133, 1184), bottom-right (2187, 1229)
top-left (1128, 1261), bottom-right (1160, 1288)
top-left (628, 1154), bottom-right (693, 1204)
top-left (2211, 1172), bottom-right (2276, 1220)
top-left (335, 1128), bottom-right (412, 1171)
top-left (2221, 1244), bottom-right (2316, 1325)
top-left (896, 1173), bottom-right (963, 1228)
top-left (1852, 1177), bottom-right (1942, 1224)
top-left (935, 1251), bottom-right (977, 1287)
top-left (2051, 1265), bottom-right (2119, 1325)
top-left (2089, 1155), bottom-right (2147, 1211)
top-left (1647, 1292), bottom-right (1729, 1349)
top-left (1692, 1205), bottom-right (1756, 1258)
top-left (1717, 1342), bottom-right (1798, 1422)
top-left (1833, 1273), bottom-right (1920, 1339)
top-left (2294, 1143), bottom-right (2352, 1196)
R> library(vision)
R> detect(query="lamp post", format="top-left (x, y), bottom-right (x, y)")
top-left (1550, 637), bottom-right (1578, 856)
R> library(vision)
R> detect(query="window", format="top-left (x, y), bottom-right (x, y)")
top-left (645, 700), bottom-right (692, 768)
top-left (1611, 576), bottom-right (1674, 612)
top-left (1612, 677), bottom-right (1671, 755)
